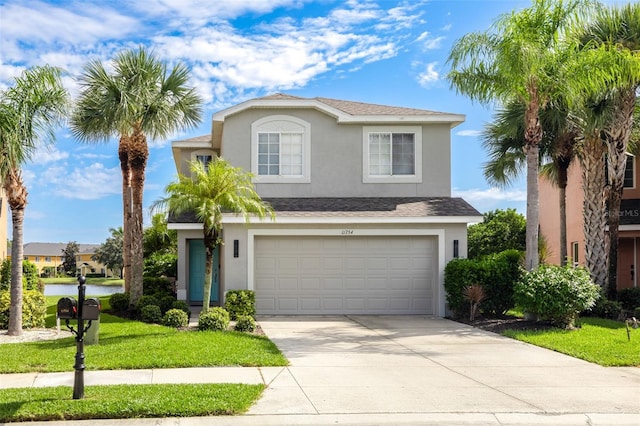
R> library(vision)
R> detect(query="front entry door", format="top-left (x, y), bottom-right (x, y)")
top-left (188, 239), bottom-right (219, 304)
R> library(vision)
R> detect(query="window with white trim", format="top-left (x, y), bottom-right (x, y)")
top-left (190, 149), bottom-right (216, 171)
top-left (624, 155), bottom-right (634, 189)
top-left (363, 126), bottom-right (422, 183)
top-left (252, 115), bottom-right (311, 183)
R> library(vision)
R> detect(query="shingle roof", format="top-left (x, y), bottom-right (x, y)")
top-left (262, 197), bottom-right (481, 217)
top-left (23, 243), bottom-right (100, 256)
top-left (170, 197), bottom-right (481, 223)
top-left (256, 93), bottom-right (454, 117)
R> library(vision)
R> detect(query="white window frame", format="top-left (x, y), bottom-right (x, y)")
top-left (251, 115), bottom-right (311, 183)
top-left (362, 125), bottom-right (422, 183)
top-left (190, 149), bottom-right (216, 170)
top-left (624, 155), bottom-right (635, 189)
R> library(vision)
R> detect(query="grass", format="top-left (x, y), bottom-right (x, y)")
top-left (42, 277), bottom-right (124, 286)
top-left (0, 296), bottom-right (288, 373)
top-left (0, 383), bottom-right (264, 422)
top-left (503, 317), bottom-right (640, 366)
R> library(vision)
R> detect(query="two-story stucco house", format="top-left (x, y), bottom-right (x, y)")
top-left (169, 94), bottom-right (482, 316)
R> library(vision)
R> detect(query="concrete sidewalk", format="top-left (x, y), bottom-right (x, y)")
top-left (2, 315), bottom-right (640, 426)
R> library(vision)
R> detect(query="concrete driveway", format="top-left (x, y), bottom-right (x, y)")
top-left (249, 315), bottom-right (640, 424)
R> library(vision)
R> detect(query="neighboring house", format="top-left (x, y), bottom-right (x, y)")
top-left (169, 94), bottom-right (482, 316)
top-left (539, 155), bottom-right (638, 290)
top-left (11, 243), bottom-right (111, 277)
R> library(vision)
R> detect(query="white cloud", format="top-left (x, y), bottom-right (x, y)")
top-left (456, 130), bottom-right (483, 137)
top-left (32, 147), bottom-right (69, 165)
top-left (417, 62), bottom-right (439, 88)
top-left (453, 187), bottom-right (527, 214)
top-left (38, 163), bottom-right (121, 200)
top-left (416, 31), bottom-right (445, 50)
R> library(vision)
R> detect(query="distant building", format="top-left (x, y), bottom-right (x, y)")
top-left (9, 242), bottom-right (112, 277)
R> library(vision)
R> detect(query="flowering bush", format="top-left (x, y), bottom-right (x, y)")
top-left (514, 264), bottom-right (600, 328)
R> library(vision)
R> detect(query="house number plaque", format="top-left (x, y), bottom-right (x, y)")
top-left (341, 229), bottom-right (354, 235)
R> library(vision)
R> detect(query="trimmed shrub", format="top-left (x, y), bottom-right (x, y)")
top-left (198, 307), bottom-right (229, 331)
top-left (171, 300), bottom-right (192, 319)
top-left (618, 288), bottom-right (640, 311)
top-left (136, 295), bottom-right (160, 312)
top-left (224, 290), bottom-right (256, 320)
top-left (140, 304), bottom-right (162, 323)
top-left (159, 295), bottom-right (177, 314)
top-left (143, 276), bottom-right (175, 297)
top-left (0, 289), bottom-right (46, 329)
top-left (162, 308), bottom-right (189, 328)
top-left (586, 298), bottom-right (623, 320)
top-left (234, 315), bottom-right (257, 332)
top-left (514, 264), bottom-right (600, 328)
top-left (444, 249), bottom-right (523, 317)
top-left (109, 292), bottom-right (130, 313)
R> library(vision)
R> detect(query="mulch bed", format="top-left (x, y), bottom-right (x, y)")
top-left (453, 314), bottom-right (557, 334)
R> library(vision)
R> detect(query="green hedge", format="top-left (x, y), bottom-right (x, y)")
top-left (224, 290), bottom-right (255, 320)
top-left (0, 289), bottom-right (47, 329)
top-left (444, 249), bottom-right (523, 317)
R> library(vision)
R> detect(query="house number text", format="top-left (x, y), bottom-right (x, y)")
top-left (341, 229), bottom-right (354, 235)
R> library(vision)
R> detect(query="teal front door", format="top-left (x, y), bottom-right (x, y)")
top-left (188, 240), bottom-right (219, 304)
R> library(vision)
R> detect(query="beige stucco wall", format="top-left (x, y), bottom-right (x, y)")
top-left (219, 108), bottom-right (452, 198)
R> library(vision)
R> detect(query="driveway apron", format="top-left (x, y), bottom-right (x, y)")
top-left (250, 315), bottom-right (640, 417)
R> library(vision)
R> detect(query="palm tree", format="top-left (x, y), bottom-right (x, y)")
top-left (447, 0), bottom-right (594, 271)
top-left (578, 3), bottom-right (640, 299)
top-left (152, 159), bottom-right (273, 313)
top-left (71, 47), bottom-right (203, 307)
top-left (482, 99), bottom-right (579, 266)
top-left (0, 65), bottom-right (68, 335)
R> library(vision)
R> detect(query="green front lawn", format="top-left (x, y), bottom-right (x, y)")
top-left (503, 317), bottom-right (640, 366)
top-left (1, 297), bottom-right (288, 373)
top-left (0, 383), bottom-right (264, 423)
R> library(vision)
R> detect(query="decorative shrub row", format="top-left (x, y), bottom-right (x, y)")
top-left (0, 289), bottom-right (47, 329)
top-left (514, 264), bottom-right (600, 328)
top-left (224, 290), bottom-right (256, 320)
top-left (444, 249), bottom-right (524, 317)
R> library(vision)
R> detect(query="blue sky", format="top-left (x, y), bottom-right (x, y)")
top-left (0, 0), bottom-right (541, 244)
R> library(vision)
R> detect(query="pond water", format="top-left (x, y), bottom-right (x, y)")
top-left (44, 284), bottom-right (124, 296)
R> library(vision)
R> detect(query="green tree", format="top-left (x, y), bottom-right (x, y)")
top-left (71, 47), bottom-right (202, 307)
top-left (448, 0), bottom-right (594, 270)
top-left (93, 227), bottom-right (124, 278)
top-left (468, 209), bottom-right (526, 259)
top-left (61, 241), bottom-right (79, 276)
top-left (0, 65), bottom-right (68, 335)
top-left (577, 3), bottom-right (640, 299)
top-left (152, 159), bottom-right (273, 313)
top-left (143, 213), bottom-right (177, 257)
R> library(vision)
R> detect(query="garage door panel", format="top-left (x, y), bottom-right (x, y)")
top-left (255, 236), bottom-right (436, 315)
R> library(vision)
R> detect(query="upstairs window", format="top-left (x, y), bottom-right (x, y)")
top-left (191, 150), bottom-right (216, 171)
top-left (624, 155), bottom-right (634, 188)
top-left (363, 126), bottom-right (422, 183)
top-left (252, 115), bottom-right (311, 183)
top-left (258, 132), bottom-right (303, 176)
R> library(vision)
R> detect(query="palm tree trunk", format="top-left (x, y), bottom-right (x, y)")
top-left (202, 231), bottom-right (217, 313)
top-left (580, 134), bottom-right (608, 288)
top-left (605, 90), bottom-right (636, 299)
top-left (118, 137), bottom-right (132, 296)
top-left (557, 159), bottom-right (570, 266)
top-left (524, 99), bottom-right (542, 271)
top-left (5, 171), bottom-right (27, 336)
top-left (128, 127), bottom-right (148, 307)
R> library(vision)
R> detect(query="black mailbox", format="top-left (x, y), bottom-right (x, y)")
top-left (57, 297), bottom-right (78, 319)
top-left (82, 298), bottom-right (101, 321)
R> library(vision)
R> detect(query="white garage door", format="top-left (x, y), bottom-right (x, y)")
top-left (254, 235), bottom-right (436, 314)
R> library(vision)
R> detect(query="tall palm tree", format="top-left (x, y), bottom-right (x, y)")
top-left (71, 47), bottom-right (203, 307)
top-left (578, 3), bottom-right (640, 299)
top-left (448, 0), bottom-right (594, 271)
top-left (152, 159), bottom-right (273, 313)
top-left (0, 65), bottom-right (68, 335)
top-left (482, 99), bottom-right (579, 265)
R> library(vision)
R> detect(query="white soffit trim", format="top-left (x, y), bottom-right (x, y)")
top-left (213, 99), bottom-right (465, 126)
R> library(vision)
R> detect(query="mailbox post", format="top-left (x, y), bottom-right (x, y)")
top-left (56, 275), bottom-right (101, 400)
